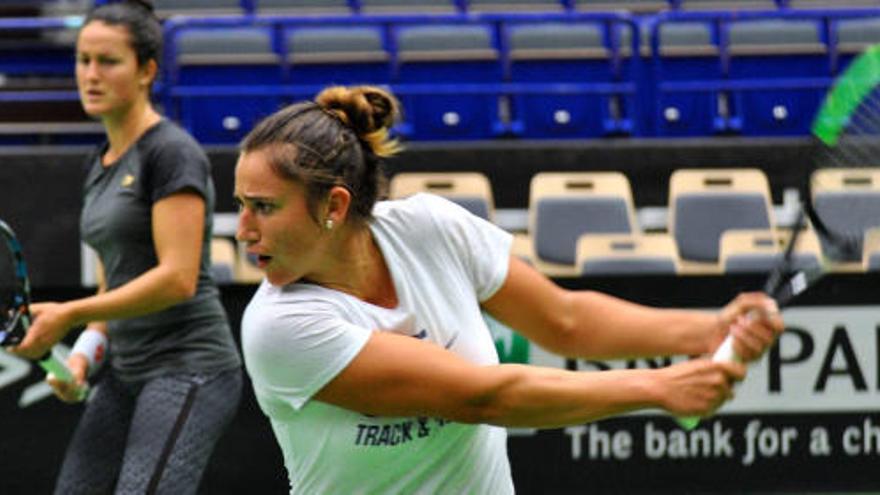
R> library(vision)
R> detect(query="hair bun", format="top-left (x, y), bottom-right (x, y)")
top-left (316, 85), bottom-right (401, 158)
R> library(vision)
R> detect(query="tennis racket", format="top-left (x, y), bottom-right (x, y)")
top-left (679, 43), bottom-right (880, 430)
top-left (0, 219), bottom-right (77, 383)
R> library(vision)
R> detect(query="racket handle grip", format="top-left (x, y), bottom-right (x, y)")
top-left (677, 336), bottom-right (739, 430)
top-left (39, 353), bottom-right (74, 382)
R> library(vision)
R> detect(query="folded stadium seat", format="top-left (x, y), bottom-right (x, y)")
top-left (529, 172), bottom-right (639, 277)
top-left (171, 26), bottom-right (283, 144)
top-left (388, 172), bottom-right (495, 222)
top-left (864, 228), bottom-right (880, 271)
top-left (719, 228), bottom-right (821, 274)
top-left (285, 26), bottom-right (391, 102)
top-left (834, 17), bottom-right (880, 74)
top-left (668, 168), bottom-right (775, 274)
top-left (726, 19), bottom-right (831, 136)
top-left (464, 0), bottom-right (565, 13)
top-left (210, 237), bottom-right (237, 284)
top-left (676, 0), bottom-right (779, 9)
top-left (359, 0), bottom-right (458, 14)
top-left (153, 0), bottom-right (243, 17)
top-left (573, 0), bottom-right (670, 12)
top-left (254, 0), bottom-right (353, 15)
top-left (576, 233), bottom-right (679, 276)
top-left (393, 23), bottom-right (505, 140)
top-left (651, 20), bottom-right (726, 137)
top-left (505, 22), bottom-right (623, 138)
top-left (811, 168), bottom-right (880, 267)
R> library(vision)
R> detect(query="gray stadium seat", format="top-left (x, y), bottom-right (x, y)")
top-left (465, 0), bottom-right (565, 12)
top-left (678, 0), bottom-right (778, 9)
top-left (811, 168), bottom-right (880, 264)
top-left (359, 0), bottom-right (457, 14)
top-left (719, 229), bottom-right (821, 274)
top-left (210, 237), bottom-right (236, 284)
top-left (255, 0), bottom-right (352, 15)
top-left (529, 172), bottom-right (638, 276)
top-left (285, 26), bottom-right (391, 100)
top-left (577, 233), bottom-right (678, 276)
top-left (574, 0), bottom-right (669, 12)
top-left (669, 168), bottom-right (774, 274)
top-left (389, 172), bottom-right (495, 222)
top-left (154, 0), bottom-right (242, 16)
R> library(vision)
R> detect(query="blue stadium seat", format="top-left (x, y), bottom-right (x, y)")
top-left (393, 23), bottom-right (504, 140)
top-left (285, 25), bottom-right (391, 101)
top-left (651, 20), bottom-right (725, 136)
top-left (506, 22), bottom-right (621, 138)
top-left (171, 26), bottom-right (283, 144)
top-left (726, 19), bottom-right (830, 136)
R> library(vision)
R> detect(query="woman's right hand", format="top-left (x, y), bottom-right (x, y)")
top-left (655, 358), bottom-right (747, 417)
top-left (47, 353), bottom-right (89, 403)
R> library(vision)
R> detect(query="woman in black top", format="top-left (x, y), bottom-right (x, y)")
top-left (10, 1), bottom-right (242, 493)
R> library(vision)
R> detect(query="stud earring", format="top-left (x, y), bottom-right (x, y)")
top-left (325, 218), bottom-right (334, 231)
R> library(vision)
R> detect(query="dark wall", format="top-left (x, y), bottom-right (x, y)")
top-left (1, 137), bottom-right (813, 286)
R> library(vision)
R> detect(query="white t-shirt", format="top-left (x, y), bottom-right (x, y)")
top-left (242, 193), bottom-right (515, 494)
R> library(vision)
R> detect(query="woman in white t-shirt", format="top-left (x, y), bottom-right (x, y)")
top-left (234, 85), bottom-right (784, 494)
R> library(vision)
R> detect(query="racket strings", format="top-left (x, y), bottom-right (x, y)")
top-left (809, 87), bottom-right (880, 262)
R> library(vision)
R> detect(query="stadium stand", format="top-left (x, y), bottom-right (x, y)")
top-left (393, 22), bottom-right (504, 140)
top-left (505, 19), bottom-right (633, 138)
top-left (168, 24), bottom-right (283, 144)
top-left (649, 19), bottom-right (725, 136)
top-left (726, 18), bottom-right (830, 136)
top-left (285, 25), bottom-right (391, 101)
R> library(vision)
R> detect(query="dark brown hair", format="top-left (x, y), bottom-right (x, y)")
top-left (240, 85), bottom-right (402, 225)
top-left (82, 0), bottom-right (162, 69)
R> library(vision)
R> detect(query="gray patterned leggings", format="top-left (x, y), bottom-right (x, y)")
top-left (54, 368), bottom-right (243, 495)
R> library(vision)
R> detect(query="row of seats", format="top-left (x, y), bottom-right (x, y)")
top-left (2, 9), bottom-right (880, 144)
top-left (132, 1), bottom-right (880, 17)
top-left (381, 168), bottom-right (880, 278)
top-left (160, 9), bottom-right (880, 143)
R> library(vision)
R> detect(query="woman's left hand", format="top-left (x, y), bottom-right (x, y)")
top-left (8, 302), bottom-right (75, 360)
top-left (716, 292), bottom-right (785, 363)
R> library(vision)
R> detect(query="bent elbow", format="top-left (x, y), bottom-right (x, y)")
top-left (167, 271), bottom-right (199, 302)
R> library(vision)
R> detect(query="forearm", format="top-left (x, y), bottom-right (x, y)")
top-left (62, 264), bottom-right (194, 327)
top-left (475, 364), bottom-right (661, 428)
top-left (559, 291), bottom-right (721, 360)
